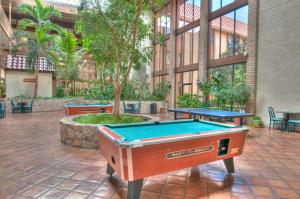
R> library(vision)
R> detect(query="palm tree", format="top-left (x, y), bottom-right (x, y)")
top-left (53, 30), bottom-right (85, 95)
top-left (13, 0), bottom-right (61, 98)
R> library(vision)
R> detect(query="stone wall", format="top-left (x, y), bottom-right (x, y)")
top-left (60, 114), bottom-right (159, 149)
top-left (2, 98), bottom-right (165, 114)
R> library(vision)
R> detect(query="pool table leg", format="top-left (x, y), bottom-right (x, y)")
top-left (106, 164), bottom-right (115, 178)
top-left (128, 179), bottom-right (144, 199)
top-left (223, 158), bottom-right (235, 173)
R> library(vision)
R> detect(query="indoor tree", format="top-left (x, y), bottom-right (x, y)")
top-left (76, 0), bottom-right (164, 117)
top-left (13, 0), bottom-right (61, 98)
top-left (53, 29), bottom-right (85, 95)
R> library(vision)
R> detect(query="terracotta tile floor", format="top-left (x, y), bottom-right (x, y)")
top-left (1, 111), bottom-right (300, 199)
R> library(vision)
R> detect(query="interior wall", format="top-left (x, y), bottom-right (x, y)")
top-left (5, 71), bottom-right (53, 98)
top-left (256, 0), bottom-right (300, 124)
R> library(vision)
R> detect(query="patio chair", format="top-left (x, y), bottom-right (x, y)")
top-left (123, 100), bottom-right (141, 114)
top-left (268, 106), bottom-right (284, 130)
top-left (24, 100), bottom-right (34, 113)
top-left (287, 120), bottom-right (300, 132)
top-left (11, 99), bottom-right (21, 113)
top-left (0, 103), bottom-right (6, 118)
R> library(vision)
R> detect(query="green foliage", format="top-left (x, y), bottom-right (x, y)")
top-left (177, 94), bottom-right (203, 108)
top-left (221, 36), bottom-right (247, 58)
top-left (152, 81), bottom-right (171, 101)
top-left (80, 83), bottom-right (114, 101)
top-left (250, 116), bottom-right (264, 128)
top-left (121, 82), bottom-right (138, 101)
top-left (197, 80), bottom-right (211, 106)
top-left (55, 85), bottom-right (65, 98)
top-left (14, 94), bottom-right (31, 99)
top-left (0, 81), bottom-right (5, 97)
top-left (209, 67), bottom-right (232, 108)
top-left (76, 0), bottom-right (164, 115)
top-left (73, 114), bottom-right (146, 124)
top-left (53, 30), bottom-right (83, 83)
top-left (13, 0), bottom-right (62, 98)
top-left (208, 65), bottom-right (250, 109)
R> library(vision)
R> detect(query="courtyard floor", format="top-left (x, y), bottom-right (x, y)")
top-left (0, 112), bottom-right (300, 199)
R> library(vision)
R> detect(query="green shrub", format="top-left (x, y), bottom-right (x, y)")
top-left (121, 82), bottom-right (138, 100)
top-left (152, 81), bottom-right (171, 101)
top-left (250, 116), bottom-right (264, 127)
top-left (73, 114), bottom-right (146, 124)
top-left (56, 86), bottom-right (65, 98)
top-left (177, 94), bottom-right (203, 108)
top-left (80, 83), bottom-right (114, 101)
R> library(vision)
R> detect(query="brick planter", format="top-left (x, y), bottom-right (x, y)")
top-left (59, 114), bottom-right (159, 149)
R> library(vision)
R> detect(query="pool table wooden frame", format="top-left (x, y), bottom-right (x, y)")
top-left (64, 104), bottom-right (113, 116)
top-left (98, 120), bottom-right (248, 199)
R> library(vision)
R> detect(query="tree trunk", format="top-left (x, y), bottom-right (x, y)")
top-left (34, 65), bottom-right (39, 99)
top-left (113, 89), bottom-right (121, 118)
top-left (64, 80), bottom-right (68, 96)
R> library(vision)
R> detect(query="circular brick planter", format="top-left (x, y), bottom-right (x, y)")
top-left (59, 114), bottom-right (159, 149)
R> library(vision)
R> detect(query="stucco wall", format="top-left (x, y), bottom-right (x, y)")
top-left (5, 71), bottom-right (53, 98)
top-left (256, 0), bottom-right (300, 124)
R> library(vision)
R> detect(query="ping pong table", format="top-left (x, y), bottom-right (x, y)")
top-left (168, 108), bottom-right (253, 126)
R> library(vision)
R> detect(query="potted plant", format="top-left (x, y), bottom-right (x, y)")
top-left (250, 116), bottom-right (264, 128)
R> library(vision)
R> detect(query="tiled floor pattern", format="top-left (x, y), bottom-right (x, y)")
top-left (0, 112), bottom-right (300, 199)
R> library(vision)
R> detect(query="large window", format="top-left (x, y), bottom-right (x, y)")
top-left (177, 0), bottom-right (201, 28)
top-left (210, 0), bottom-right (236, 12)
top-left (176, 70), bottom-right (198, 97)
top-left (154, 75), bottom-right (167, 86)
top-left (154, 4), bottom-right (172, 72)
top-left (156, 4), bottom-right (171, 35)
top-left (176, 27), bottom-right (200, 67)
top-left (209, 5), bottom-right (248, 60)
top-left (208, 63), bottom-right (246, 107)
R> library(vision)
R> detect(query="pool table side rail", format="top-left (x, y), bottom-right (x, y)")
top-left (64, 104), bottom-right (113, 107)
top-left (98, 124), bottom-right (248, 148)
top-left (104, 119), bottom-right (238, 128)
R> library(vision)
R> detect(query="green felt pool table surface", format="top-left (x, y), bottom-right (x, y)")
top-left (105, 120), bottom-right (237, 141)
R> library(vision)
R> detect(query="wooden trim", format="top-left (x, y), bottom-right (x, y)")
top-left (153, 70), bottom-right (168, 77)
top-left (208, 55), bottom-right (247, 67)
top-left (175, 64), bottom-right (199, 73)
top-left (209, 0), bottom-right (248, 21)
top-left (23, 78), bottom-right (36, 83)
top-left (175, 20), bottom-right (200, 35)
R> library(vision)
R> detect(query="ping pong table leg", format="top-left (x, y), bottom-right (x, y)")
top-left (240, 118), bottom-right (243, 126)
top-left (174, 112), bottom-right (177, 120)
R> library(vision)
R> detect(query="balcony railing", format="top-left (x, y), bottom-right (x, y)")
top-left (0, 4), bottom-right (12, 38)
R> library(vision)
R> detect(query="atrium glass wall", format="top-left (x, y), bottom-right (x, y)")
top-left (209, 5), bottom-right (248, 60)
top-left (175, 0), bottom-right (201, 97)
top-left (153, 3), bottom-right (171, 88)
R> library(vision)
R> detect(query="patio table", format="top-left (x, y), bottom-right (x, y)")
top-left (277, 110), bottom-right (300, 131)
top-left (17, 102), bottom-right (28, 113)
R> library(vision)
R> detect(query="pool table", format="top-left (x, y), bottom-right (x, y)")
top-left (64, 104), bottom-right (113, 116)
top-left (98, 119), bottom-right (249, 199)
